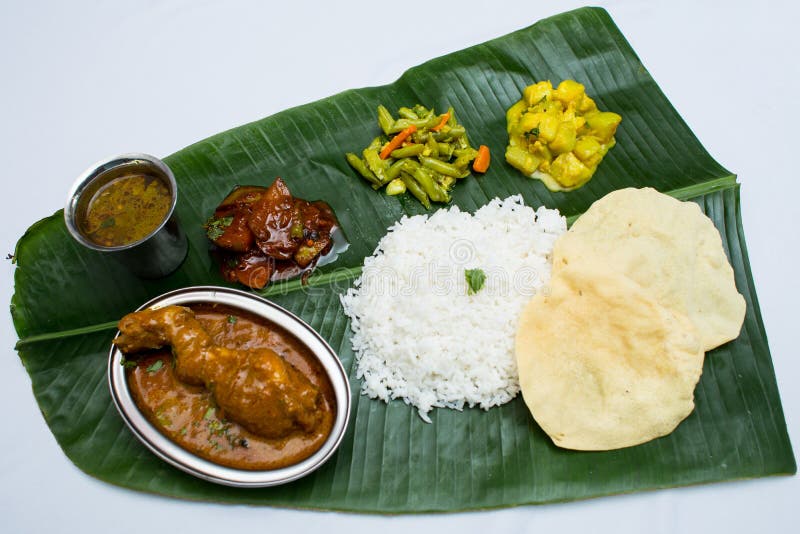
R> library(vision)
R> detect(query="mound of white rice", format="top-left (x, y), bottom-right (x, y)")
top-left (340, 196), bottom-right (566, 422)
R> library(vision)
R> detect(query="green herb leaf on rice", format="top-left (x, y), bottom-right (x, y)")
top-left (465, 268), bottom-right (486, 295)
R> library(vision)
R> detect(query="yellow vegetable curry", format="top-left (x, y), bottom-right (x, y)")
top-left (505, 80), bottom-right (621, 191)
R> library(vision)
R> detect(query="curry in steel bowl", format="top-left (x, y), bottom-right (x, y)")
top-left (108, 287), bottom-right (350, 485)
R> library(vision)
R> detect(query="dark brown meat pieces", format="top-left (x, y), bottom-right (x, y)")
top-left (205, 178), bottom-right (336, 289)
top-left (248, 177), bottom-right (298, 260)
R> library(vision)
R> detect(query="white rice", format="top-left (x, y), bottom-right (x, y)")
top-left (340, 196), bottom-right (566, 422)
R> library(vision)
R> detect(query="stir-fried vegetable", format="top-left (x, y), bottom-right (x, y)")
top-left (472, 145), bottom-right (491, 173)
top-left (505, 80), bottom-right (621, 191)
top-left (346, 104), bottom-right (489, 208)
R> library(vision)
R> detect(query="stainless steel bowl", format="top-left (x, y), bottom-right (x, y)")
top-left (64, 153), bottom-right (188, 278)
top-left (108, 286), bottom-right (351, 487)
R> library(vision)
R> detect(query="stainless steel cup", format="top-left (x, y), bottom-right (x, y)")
top-left (64, 153), bottom-right (188, 278)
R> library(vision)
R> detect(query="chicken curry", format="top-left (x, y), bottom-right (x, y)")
top-left (116, 303), bottom-right (336, 470)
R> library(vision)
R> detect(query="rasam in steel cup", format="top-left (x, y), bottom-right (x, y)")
top-left (64, 153), bottom-right (188, 278)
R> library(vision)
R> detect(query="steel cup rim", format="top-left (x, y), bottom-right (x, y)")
top-left (64, 153), bottom-right (179, 252)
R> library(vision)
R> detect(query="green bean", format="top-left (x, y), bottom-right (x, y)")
top-left (386, 159), bottom-right (407, 181)
top-left (377, 106), bottom-right (395, 135)
top-left (410, 131), bottom-right (428, 144)
top-left (400, 173), bottom-right (431, 209)
top-left (453, 149), bottom-right (477, 168)
top-left (452, 147), bottom-right (478, 170)
top-left (436, 142), bottom-right (455, 159)
top-left (389, 115), bottom-right (441, 133)
top-left (427, 114), bottom-right (448, 128)
top-left (453, 148), bottom-right (478, 159)
top-left (345, 153), bottom-right (382, 187)
top-left (386, 178), bottom-right (407, 195)
top-left (432, 125), bottom-right (466, 141)
top-left (438, 175), bottom-right (456, 190)
top-left (412, 166), bottom-right (450, 203)
top-left (455, 132), bottom-right (470, 150)
top-left (420, 156), bottom-right (468, 179)
top-left (397, 107), bottom-right (418, 120)
top-left (400, 158), bottom-right (421, 172)
top-left (413, 104), bottom-right (431, 118)
top-left (452, 154), bottom-right (475, 171)
top-left (363, 147), bottom-right (389, 183)
top-left (426, 136), bottom-right (439, 158)
top-left (446, 106), bottom-right (457, 127)
top-left (387, 119), bottom-right (412, 133)
top-left (390, 144), bottom-right (425, 158)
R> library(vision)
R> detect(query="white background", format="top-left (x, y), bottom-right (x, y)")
top-left (1, 0), bottom-right (797, 532)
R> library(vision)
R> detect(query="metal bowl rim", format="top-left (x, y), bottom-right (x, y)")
top-left (64, 153), bottom-right (179, 252)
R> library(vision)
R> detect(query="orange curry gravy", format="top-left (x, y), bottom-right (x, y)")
top-left (126, 303), bottom-right (336, 470)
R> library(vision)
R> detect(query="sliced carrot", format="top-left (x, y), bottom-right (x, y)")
top-left (430, 112), bottom-right (451, 132)
top-left (380, 124), bottom-right (417, 159)
top-left (472, 145), bottom-right (491, 173)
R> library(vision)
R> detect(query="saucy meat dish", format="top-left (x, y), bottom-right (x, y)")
top-left (116, 303), bottom-right (336, 470)
top-left (205, 177), bottom-right (338, 289)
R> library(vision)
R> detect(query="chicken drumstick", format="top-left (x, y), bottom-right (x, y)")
top-left (114, 305), bottom-right (322, 439)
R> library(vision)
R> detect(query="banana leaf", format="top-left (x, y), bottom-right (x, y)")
top-left (10, 7), bottom-right (794, 512)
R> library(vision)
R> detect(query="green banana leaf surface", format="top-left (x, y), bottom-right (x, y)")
top-left (11, 7), bottom-right (795, 512)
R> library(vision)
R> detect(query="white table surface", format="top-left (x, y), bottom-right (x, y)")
top-left (1, 1), bottom-right (797, 532)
